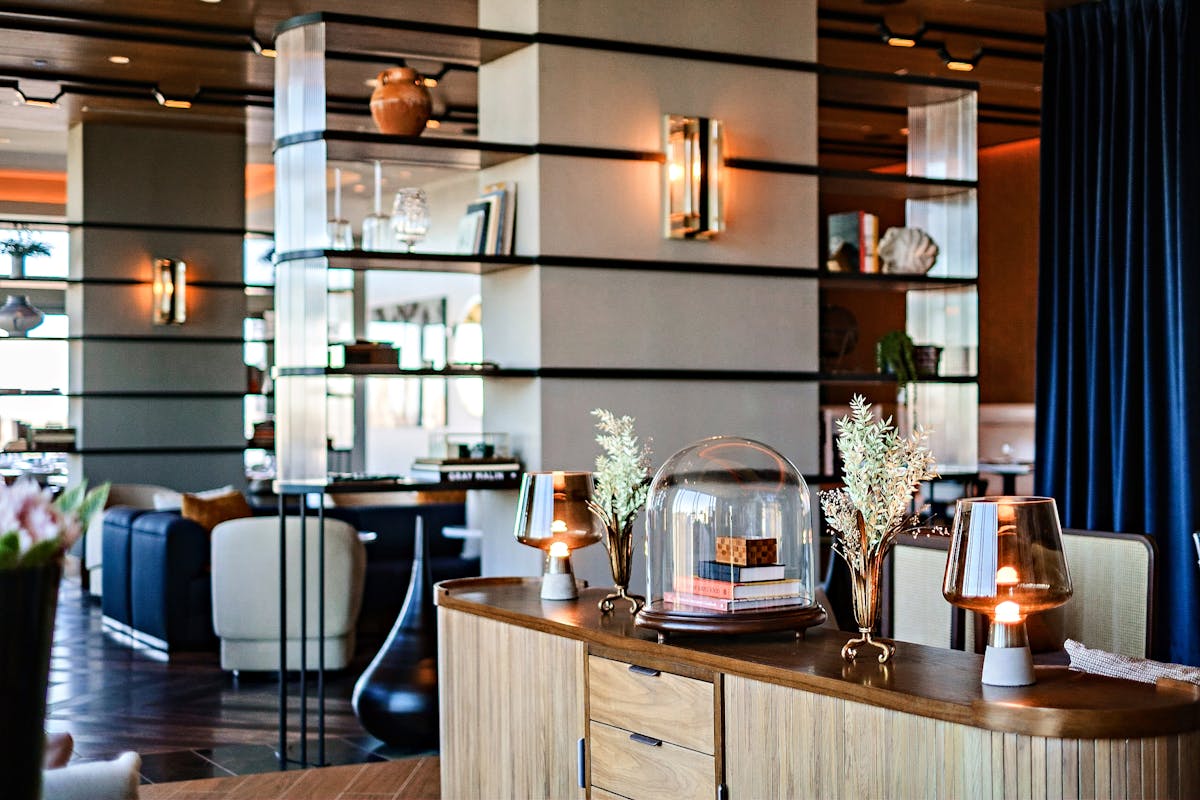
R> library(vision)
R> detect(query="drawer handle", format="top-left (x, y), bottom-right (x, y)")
top-left (628, 664), bottom-right (661, 677)
top-left (629, 733), bottom-right (663, 747)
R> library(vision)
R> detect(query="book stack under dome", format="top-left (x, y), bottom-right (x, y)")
top-left (634, 436), bottom-right (826, 641)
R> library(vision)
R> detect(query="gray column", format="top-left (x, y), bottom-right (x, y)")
top-left (66, 121), bottom-right (247, 491)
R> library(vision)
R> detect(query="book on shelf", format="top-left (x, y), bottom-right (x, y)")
top-left (673, 575), bottom-right (802, 600)
top-left (827, 210), bottom-right (879, 273)
top-left (479, 181), bottom-right (516, 256)
top-left (409, 466), bottom-right (522, 485)
top-left (410, 458), bottom-right (521, 472)
top-left (663, 591), bottom-right (807, 613)
top-left (695, 560), bottom-right (787, 582)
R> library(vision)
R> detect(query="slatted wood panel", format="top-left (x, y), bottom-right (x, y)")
top-left (437, 608), bottom-right (586, 800)
top-left (724, 675), bottom-right (1200, 800)
top-left (588, 655), bottom-right (714, 754)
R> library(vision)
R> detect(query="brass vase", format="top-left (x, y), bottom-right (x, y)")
top-left (598, 521), bottom-right (644, 614)
top-left (841, 547), bottom-right (896, 663)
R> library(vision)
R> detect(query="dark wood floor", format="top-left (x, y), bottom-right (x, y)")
top-left (47, 578), bottom-right (433, 785)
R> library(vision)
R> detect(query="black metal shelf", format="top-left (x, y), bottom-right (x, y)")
top-left (819, 66), bottom-right (978, 108)
top-left (275, 365), bottom-right (536, 379)
top-left (819, 168), bottom-right (976, 199)
top-left (818, 271), bottom-right (977, 292)
top-left (274, 476), bottom-right (521, 494)
top-left (818, 372), bottom-right (978, 385)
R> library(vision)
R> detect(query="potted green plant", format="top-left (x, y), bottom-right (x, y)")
top-left (1, 232), bottom-right (52, 280)
top-left (875, 330), bottom-right (918, 384)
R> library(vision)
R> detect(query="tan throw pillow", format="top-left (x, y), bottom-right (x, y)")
top-left (181, 489), bottom-right (252, 532)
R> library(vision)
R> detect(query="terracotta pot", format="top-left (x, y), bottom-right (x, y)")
top-left (369, 67), bottom-right (432, 136)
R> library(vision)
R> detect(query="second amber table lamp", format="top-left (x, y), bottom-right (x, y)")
top-left (514, 471), bottom-right (603, 600)
top-left (943, 497), bottom-right (1073, 686)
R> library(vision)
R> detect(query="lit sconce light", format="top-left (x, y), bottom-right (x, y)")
top-left (939, 45), bottom-right (983, 72)
top-left (14, 87), bottom-right (61, 108)
top-left (152, 258), bottom-right (187, 325)
top-left (249, 38), bottom-right (277, 58)
top-left (662, 113), bottom-right (724, 240)
top-left (878, 14), bottom-right (925, 47)
top-left (152, 88), bottom-right (193, 109)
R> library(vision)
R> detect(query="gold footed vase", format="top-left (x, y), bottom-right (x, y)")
top-left (598, 522), bottom-right (645, 614)
top-left (841, 554), bottom-right (896, 663)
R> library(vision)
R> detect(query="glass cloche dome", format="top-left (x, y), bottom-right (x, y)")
top-left (634, 436), bottom-right (826, 641)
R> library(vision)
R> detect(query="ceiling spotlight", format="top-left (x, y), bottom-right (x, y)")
top-left (108, 55), bottom-right (130, 64)
top-left (425, 119), bottom-right (441, 129)
top-left (939, 45), bottom-right (982, 72)
top-left (200, 0), bottom-right (221, 4)
top-left (878, 14), bottom-right (925, 48)
top-left (422, 77), bottom-right (438, 88)
top-left (153, 89), bottom-right (192, 109)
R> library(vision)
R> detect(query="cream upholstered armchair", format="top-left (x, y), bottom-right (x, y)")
top-left (211, 516), bottom-right (366, 672)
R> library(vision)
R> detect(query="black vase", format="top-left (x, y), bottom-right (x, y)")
top-left (352, 517), bottom-right (438, 749)
top-left (0, 562), bottom-right (62, 800)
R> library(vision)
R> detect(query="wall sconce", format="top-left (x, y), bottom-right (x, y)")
top-left (663, 113), bottom-right (724, 240)
top-left (153, 258), bottom-right (187, 324)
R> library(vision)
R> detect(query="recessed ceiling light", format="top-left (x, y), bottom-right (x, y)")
top-left (108, 55), bottom-right (130, 64)
top-left (422, 77), bottom-right (438, 88)
top-left (425, 119), bottom-right (441, 129)
top-left (894, 68), bottom-right (909, 76)
top-left (200, 0), bottom-right (220, 4)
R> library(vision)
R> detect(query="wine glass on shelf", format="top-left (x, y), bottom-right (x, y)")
top-left (391, 187), bottom-right (430, 253)
top-left (360, 161), bottom-right (397, 251)
top-left (327, 167), bottom-right (353, 250)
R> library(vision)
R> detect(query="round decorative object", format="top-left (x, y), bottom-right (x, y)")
top-left (879, 226), bottom-right (939, 275)
top-left (819, 304), bottom-right (859, 364)
top-left (369, 67), bottom-right (432, 136)
top-left (0, 295), bottom-right (45, 337)
top-left (635, 436), bottom-right (826, 641)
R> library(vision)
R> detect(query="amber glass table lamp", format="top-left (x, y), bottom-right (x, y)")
top-left (514, 471), bottom-right (603, 600)
top-left (943, 497), bottom-right (1073, 686)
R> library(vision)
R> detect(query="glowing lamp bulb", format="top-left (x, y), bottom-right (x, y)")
top-left (549, 541), bottom-right (569, 558)
top-left (996, 566), bottom-right (1019, 586)
top-left (550, 519), bottom-right (568, 535)
top-left (994, 600), bottom-right (1022, 624)
top-left (552, 470), bottom-right (566, 490)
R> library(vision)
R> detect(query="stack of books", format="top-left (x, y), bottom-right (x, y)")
top-left (665, 536), bottom-right (806, 612)
top-left (409, 456), bottom-right (521, 485)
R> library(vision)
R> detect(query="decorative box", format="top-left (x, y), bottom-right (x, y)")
top-left (634, 436), bottom-right (826, 641)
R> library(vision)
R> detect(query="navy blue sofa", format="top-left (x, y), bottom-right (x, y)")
top-left (100, 501), bottom-right (478, 650)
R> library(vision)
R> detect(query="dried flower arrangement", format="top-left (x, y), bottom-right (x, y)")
top-left (587, 409), bottom-right (652, 613)
top-left (820, 394), bottom-right (939, 662)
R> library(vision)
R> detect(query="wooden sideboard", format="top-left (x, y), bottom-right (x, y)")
top-left (436, 578), bottom-right (1200, 800)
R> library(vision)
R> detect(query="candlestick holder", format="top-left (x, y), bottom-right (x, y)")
top-left (943, 497), bottom-right (1073, 687)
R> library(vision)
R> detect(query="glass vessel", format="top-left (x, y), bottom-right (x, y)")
top-left (944, 496), bottom-right (1073, 685)
top-left (391, 188), bottom-right (430, 252)
top-left (634, 436), bottom-right (825, 641)
top-left (513, 471), bottom-right (604, 600)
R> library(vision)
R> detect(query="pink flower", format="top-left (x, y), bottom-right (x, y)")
top-left (0, 478), bottom-right (77, 555)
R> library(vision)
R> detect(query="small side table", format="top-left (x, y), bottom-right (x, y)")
top-left (979, 462), bottom-right (1034, 495)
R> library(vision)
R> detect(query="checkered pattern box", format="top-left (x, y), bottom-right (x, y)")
top-left (715, 536), bottom-right (778, 567)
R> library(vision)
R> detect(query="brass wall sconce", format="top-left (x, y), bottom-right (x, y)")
top-left (663, 113), bottom-right (724, 240)
top-left (153, 258), bottom-right (187, 325)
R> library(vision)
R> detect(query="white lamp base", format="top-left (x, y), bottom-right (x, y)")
top-left (982, 644), bottom-right (1035, 686)
top-left (540, 572), bottom-right (578, 601)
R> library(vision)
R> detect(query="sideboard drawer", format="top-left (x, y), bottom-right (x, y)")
top-left (589, 720), bottom-right (714, 800)
top-left (588, 656), bottom-right (714, 754)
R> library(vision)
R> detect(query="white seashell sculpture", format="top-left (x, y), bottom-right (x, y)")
top-left (878, 227), bottom-right (939, 275)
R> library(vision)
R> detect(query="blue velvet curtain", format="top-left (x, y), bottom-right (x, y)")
top-left (1036, 0), bottom-right (1200, 663)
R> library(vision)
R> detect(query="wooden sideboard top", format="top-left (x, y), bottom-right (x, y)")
top-left (436, 577), bottom-right (1200, 740)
